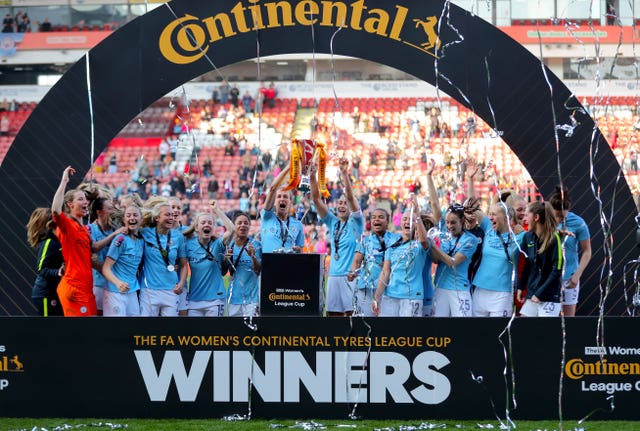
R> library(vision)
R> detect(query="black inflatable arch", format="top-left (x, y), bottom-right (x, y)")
top-left (0, 0), bottom-right (636, 315)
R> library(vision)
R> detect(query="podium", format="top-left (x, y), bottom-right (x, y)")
top-left (260, 253), bottom-right (325, 316)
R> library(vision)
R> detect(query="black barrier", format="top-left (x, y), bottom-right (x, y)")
top-left (0, 0), bottom-right (637, 317)
top-left (0, 317), bottom-right (638, 420)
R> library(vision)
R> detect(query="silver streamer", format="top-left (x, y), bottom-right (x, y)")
top-left (85, 53), bottom-right (96, 186)
top-left (347, 313), bottom-right (372, 420)
top-left (289, 421), bottom-right (327, 430)
top-left (10, 423), bottom-right (128, 431)
top-left (533, 12), bottom-right (569, 431)
top-left (469, 370), bottom-right (512, 429)
top-left (434, 0), bottom-right (467, 130)
top-left (577, 394), bottom-right (615, 424)
top-left (247, 2), bottom-right (266, 200)
top-left (222, 413), bottom-right (250, 421)
top-left (329, 20), bottom-right (346, 149)
top-left (554, 114), bottom-right (578, 138)
top-left (399, 424), bottom-right (446, 430)
top-left (622, 255), bottom-right (640, 316)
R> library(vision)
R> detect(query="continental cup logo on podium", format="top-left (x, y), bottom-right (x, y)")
top-left (283, 139), bottom-right (330, 196)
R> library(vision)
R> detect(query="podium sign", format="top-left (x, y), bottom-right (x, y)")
top-left (260, 253), bottom-right (324, 316)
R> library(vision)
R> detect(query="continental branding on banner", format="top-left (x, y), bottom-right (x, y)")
top-left (158, 0), bottom-right (442, 65)
top-left (133, 334), bottom-right (452, 403)
top-left (565, 345), bottom-right (640, 395)
top-left (0, 344), bottom-right (25, 391)
top-left (268, 288), bottom-right (311, 308)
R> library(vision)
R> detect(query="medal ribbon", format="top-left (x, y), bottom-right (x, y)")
top-left (377, 234), bottom-right (386, 253)
top-left (233, 241), bottom-right (248, 270)
top-left (333, 219), bottom-right (348, 258)
top-left (279, 217), bottom-right (291, 248)
top-left (498, 232), bottom-right (513, 264)
top-left (200, 239), bottom-right (216, 261)
top-left (155, 228), bottom-right (173, 268)
top-left (446, 234), bottom-right (462, 257)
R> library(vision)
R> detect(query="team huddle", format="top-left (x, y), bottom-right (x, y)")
top-left (27, 158), bottom-right (590, 318)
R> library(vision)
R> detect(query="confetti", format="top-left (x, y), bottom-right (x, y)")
top-left (10, 423), bottom-right (128, 431)
top-left (290, 421), bottom-right (327, 430)
top-left (222, 414), bottom-right (250, 421)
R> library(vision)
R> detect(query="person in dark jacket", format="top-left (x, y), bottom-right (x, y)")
top-left (26, 208), bottom-right (64, 316)
top-left (516, 201), bottom-right (563, 317)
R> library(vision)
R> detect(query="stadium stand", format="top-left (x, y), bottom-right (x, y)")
top-left (2, 95), bottom-right (640, 215)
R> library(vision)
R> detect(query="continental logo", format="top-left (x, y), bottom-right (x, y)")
top-left (0, 354), bottom-right (24, 373)
top-left (565, 358), bottom-right (640, 380)
top-left (268, 292), bottom-right (311, 301)
top-left (159, 0), bottom-right (442, 65)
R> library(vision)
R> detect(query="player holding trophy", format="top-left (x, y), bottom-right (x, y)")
top-left (310, 156), bottom-right (364, 316)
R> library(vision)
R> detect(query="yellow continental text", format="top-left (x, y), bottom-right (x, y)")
top-left (565, 358), bottom-right (640, 380)
top-left (242, 335), bottom-right (330, 347)
top-left (159, 0), bottom-right (410, 65)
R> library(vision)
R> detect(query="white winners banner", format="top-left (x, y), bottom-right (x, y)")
top-left (0, 317), bottom-right (639, 420)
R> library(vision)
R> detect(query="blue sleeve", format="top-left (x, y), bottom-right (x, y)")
top-left (295, 223), bottom-right (305, 247)
top-left (356, 236), bottom-right (366, 254)
top-left (213, 238), bottom-right (226, 255)
top-left (106, 237), bottom-right (124, 261)
top-left (321, 212), bottom-right (337, 230)
top-left (261, 208), bottom-right (274, 222)
top-left (384, 248), bottom-right (391, 262)
top-left (254, 240), bottom-right (262, 260)
top-left (458, 235), bottom-right (478, 259)
top-left (89, 224), bottom-right (98, 240)
top-left (479, 216), bottom-right (491, 234)
top-left (176, 234), bottom-right (187, 259)
top-left (576, 220), bottom-right (590, 242)
top-left (351, 211), bottom-right (365, 237)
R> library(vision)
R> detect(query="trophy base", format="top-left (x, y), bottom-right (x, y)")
top-left (298, 175), bottom-right (310, 192)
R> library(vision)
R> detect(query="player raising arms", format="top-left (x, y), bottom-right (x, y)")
top-left (260, 164), bottom-right (305, 253)
top-left (311, 157), bottom-right (364, 317)
top-left (51, 166), bottom-right (96, 316)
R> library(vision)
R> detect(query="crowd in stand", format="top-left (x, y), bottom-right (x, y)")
top-left (90, 99), bottom-right (537, 219)
top-left (99, 96), bottom-right (640, 211)
top-left (2, 11), bottom-right (31, 33)
top-left (4, 94), bottom-right (639, 210)
top-left (1, 11), bottom-right (61, 33)
top-left (0, 11), bottom-right (119, 33)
